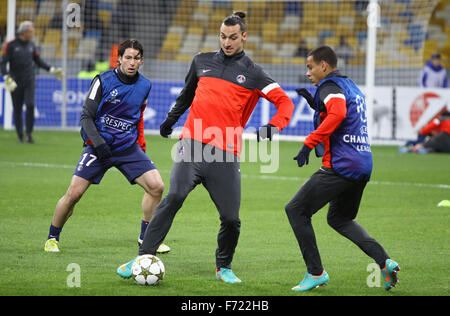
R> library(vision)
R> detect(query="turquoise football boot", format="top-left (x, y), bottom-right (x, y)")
top-left (215, 268), bottom-right (242, 284)
top-left (381, 259), bottom-right (400, 291)
top-left (291, 270), bottom-right (329, 291)
top-left (117, 257), bottom-right (137, 279)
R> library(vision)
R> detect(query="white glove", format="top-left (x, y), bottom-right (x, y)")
top-left (50, 67), bottom-right (65, 80)
top-left (3, 75), bottom-right (17, 92)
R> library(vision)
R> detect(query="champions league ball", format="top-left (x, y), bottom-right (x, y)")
top-left (132, 255), bottom-right (165, 285)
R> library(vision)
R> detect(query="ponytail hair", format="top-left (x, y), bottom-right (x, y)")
top-left (223, 11), bottom-right (247, 33)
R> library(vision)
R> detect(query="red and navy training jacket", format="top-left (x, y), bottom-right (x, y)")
top-left (166, 49), bottom-right (294, 157)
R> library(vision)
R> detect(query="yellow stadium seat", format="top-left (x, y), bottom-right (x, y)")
top-left (43, 29), bottom-right (61, 46)
top-left (262, 21), bottom-right (279, 43)
top-left (160, 33), bottom-right (182, 56)
top-left (231, 1), bottom-right (249, 13)
top-left (98, 10), bottom-right (112, 28)
top-left (291, 57), bottom-right (306, 65)
top-left (34, 14), bottom-right (51, 30)
top-left (175, 54), bottom-right (193, 62)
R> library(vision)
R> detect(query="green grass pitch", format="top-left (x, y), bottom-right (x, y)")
top-left (0, 130), bottom-right (448, 296)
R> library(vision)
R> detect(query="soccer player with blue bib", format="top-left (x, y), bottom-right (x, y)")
top-left (44, 39), bottom-right (169, 254)
top-left (288, 46), bottom-right (399, 291)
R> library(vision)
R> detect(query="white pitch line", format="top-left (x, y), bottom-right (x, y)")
top-left (1, 161), bottom-right (449, 190)
top-left (241, 174), bottom-right (450, 189)
top-left (1, 161), bottom-right (75, 169)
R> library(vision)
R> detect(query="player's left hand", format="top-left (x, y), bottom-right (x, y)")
top-left (257, 124), bottom-right (278, 142)
top-left (50, 67), bottom-right (65, 80)
top-left (160, 117), bottom-right (177, 138)
top-left (293, 144), bottom-right (312, 167)
top-left (94, 143), bottom-right (112, 160)
top-left (139, 141), bottom-right (147, 152)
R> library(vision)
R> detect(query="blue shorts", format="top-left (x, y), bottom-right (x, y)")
top-left (73, 143), bottom-right (156, 184)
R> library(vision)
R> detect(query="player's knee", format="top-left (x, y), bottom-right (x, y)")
top-left (327, 213), bottom-right (343, 231)
top-left (148, 180), bottom-right (164, 197)
top-left (66, 186), bottom-right (85, 204)
top-left (165, 191), bottom-right (187, 207)
top-left (285, 201), bottom-right (297, 218)
top-left (285, 202), bottom-right (313, 227)
top-left (220, 214), bottom-right (241, 229)
top-left (154, 181), bottom-right (165, 196)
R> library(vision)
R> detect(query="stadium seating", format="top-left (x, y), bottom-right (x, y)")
top-left (0, 0), bottom-right (448, 70)
top-left (426, 0), bottom-right (450, 65)
top-left (153, 0), bottom-right (450, 68)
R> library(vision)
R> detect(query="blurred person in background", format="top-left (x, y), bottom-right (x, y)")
top-left (400, 53), bottom-right (448, 152)
top-left (419, 53), bottom-right (448, 88)
top-left (294, 39), bottom-right (309, 58)
top-left (401, 110), bottom-right (450, 154)
top-left (335, 36), bottom-right (354, 66)
top-left (0, 21), bottom-right (64, 143)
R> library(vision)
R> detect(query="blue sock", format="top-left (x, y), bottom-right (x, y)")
top-left (48, 224), bottom-right (62, 241)
top-left (140, 220), bottom-right (149, 240)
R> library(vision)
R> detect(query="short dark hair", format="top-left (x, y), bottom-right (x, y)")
top-left (308, 45), bottom-right (337, 68)
top-left (222, 11), bottom-right (247, 33)
top-left (431, 52), bottom-right (441, 59)
top-left (118, 39), bottom-right (144, 57)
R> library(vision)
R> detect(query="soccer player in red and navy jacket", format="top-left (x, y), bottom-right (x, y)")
top-left (286, 46), bottom-right (399, 292)
top-left (117, 12), bottom-right (294, 283)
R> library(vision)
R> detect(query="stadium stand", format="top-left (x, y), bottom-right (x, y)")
top-left (0, 0), bottom-right (448, 138)
top-left (0, 0), bottom-right (448, 81)
top-left (154, 0), bottom-right (449, 69)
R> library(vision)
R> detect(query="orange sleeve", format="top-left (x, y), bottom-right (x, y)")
top-left (258, 86), bottom-right (294, 131)
top-left (304, 97), bottom-right (347, 148)
top-left (419, 119), bottom-right (440, 136)
top-left (136, 103), bottom-right (147, 151)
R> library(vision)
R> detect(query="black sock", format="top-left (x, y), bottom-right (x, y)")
top-left (48, 224), bottom-right (62, 241)
top-left (140, 220), bottom-right (149, 240)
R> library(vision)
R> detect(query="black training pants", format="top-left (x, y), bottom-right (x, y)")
top-left (424, 132), bottom-right (450, 153)
top-left (11, 81), bottom-right (36, 138)
top-left (140, 139), bottom-right (241, 269)
top-left (285, 167), bottom-right (389, 275)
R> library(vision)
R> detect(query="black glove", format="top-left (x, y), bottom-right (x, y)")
top-left (293, 144), bottom-right (312, 167)
top-left (160, 117), bottom-right (177, 138)
top-left (295, 88), bottom-right (314, 109)
top-left (94, 143), bottom-right (112, 160)
top-left (257, 124), bottom-right (278, 142)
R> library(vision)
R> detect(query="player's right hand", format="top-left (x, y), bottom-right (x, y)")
top-left (293, 144), bottom-right (312, 167)
top-left (50, 67), bottom-right (65, 80)
top-left (160, 117), bottom-right (177, 138)
top-left (3, 75), bottom-right (17, 92)
top-left (94, 143), bottom-right (112, 160)
top-left (257, 124), bottom-right (278, 142)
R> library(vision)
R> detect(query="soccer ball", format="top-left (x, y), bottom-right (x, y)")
top-left (132, 254), bottom-right (165, 286)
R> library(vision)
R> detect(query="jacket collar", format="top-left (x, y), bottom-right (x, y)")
top-left (217, 49), bottom-right (245, 61)
top-left (114, 67), bottom-right (139, 85)
top-left (324, 70), bottom-right (346, 79)
top-left (426, 60), bottom-right (443, 71)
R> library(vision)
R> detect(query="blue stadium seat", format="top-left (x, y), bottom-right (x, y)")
top-left (84, 29), bottom-right (101, 40)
